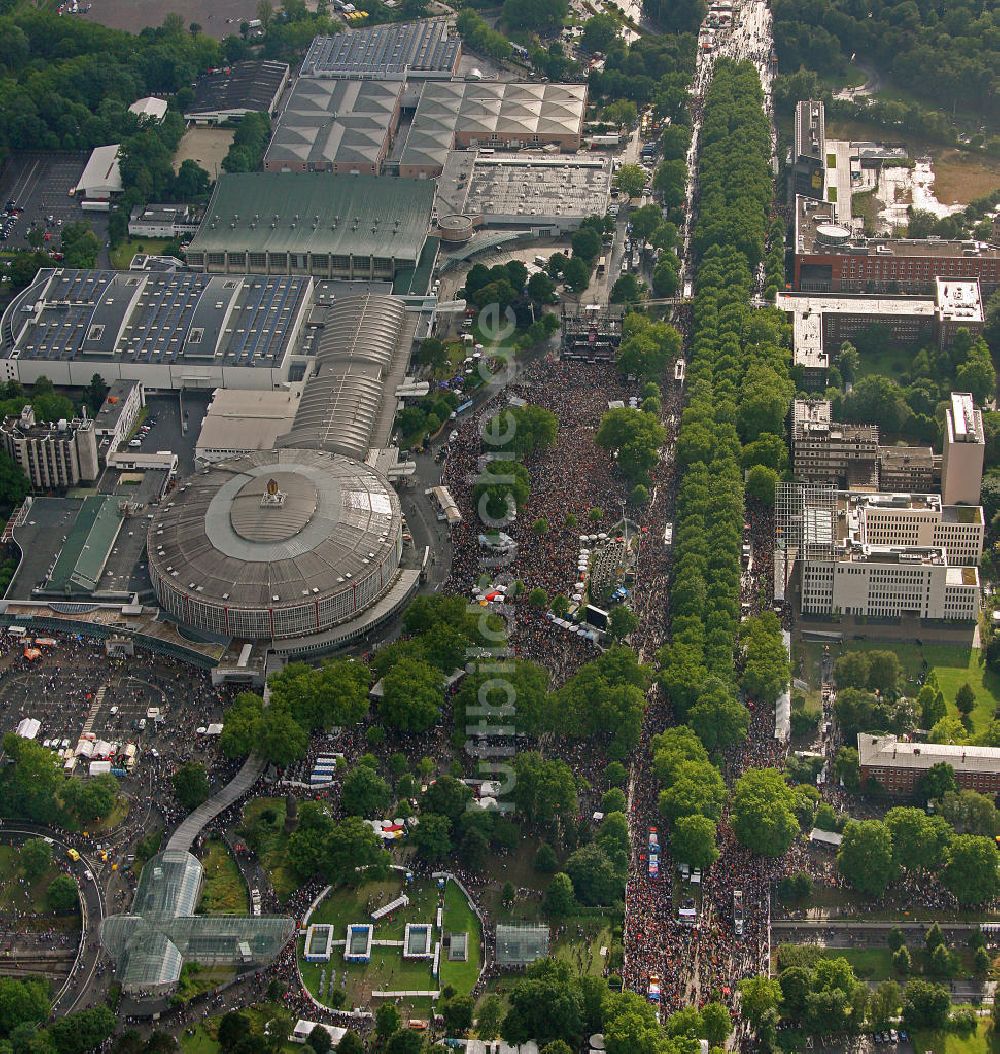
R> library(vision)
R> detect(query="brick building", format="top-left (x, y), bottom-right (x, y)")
top-left (858, 733), bottom-right (1000, 795)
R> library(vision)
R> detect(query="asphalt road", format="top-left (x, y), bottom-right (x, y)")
top-left (0, 825), bottom-right (104, 1014)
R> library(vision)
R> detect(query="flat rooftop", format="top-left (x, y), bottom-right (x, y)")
top-left (1, 269), bottom-right (313, 368)
top-left (187, 172), bottom-right (434, 261)
top-left (948, 391), bottom-right (985, 444)
top-left (265, 79), bottom-right (402, 170)
top-left (462, 154), bottom-right (612, 221)
top-left (94, 379), bottom-right (142, 433)
top-left (935, 278), bottom-right (983, 323)
top-left (301, 20), bottom-right (459, 77)
top-left (878, 444), bottom-right (936, 471)
top-left (777, 290), bottom-right (937, 318)
top-left (796, 194), bottom-right (1000, 260)
top-left (794, 99), bottom-right (824, 162)
top-left (197, 388), bottom-right (299, 454)
top-left (859, 732), bottom-right (994, 773)
top-left (792, 398), bottom-right (879, 444)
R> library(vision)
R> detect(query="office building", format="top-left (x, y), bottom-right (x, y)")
top-left (791, 399), bottom-right (878, 488)
top-left (777, 486), bottom-right (982, 622)
top-left (0, 406), bottom-right (98, 489)
top-left (942, 392), bottom-right (985, 506)
top-left (0, 268), bottom-right (315, 390)
top-left (877, 444), bottom-right (939, 492)
top-left (184, 172), bottom-right (436, 290)
top-left (184, 60), bottom-right (290, 124)
top-left (777, 281), bottom-right (983, 389)
top-left (793, 195), bottom-right (1000, 295)
top-left (791, 100), bottom-right (825, 198)
top-left (300, 21), bottom-right (461, 80)
top-left (858, 733), bottom-right (1000, 795)
top-left (93, 380), bottom-right (145, 451)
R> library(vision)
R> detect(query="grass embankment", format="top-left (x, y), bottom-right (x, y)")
top-left (240, 798), bottom-right (295, 901)
top-left (197, 837), bottom-right (249, 916)
top-left (793, 639), bottom-right (1000, 735)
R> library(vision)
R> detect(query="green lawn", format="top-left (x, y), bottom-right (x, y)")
top-left (819, 947), bottom-right (894, 980)
top-left (176, 963), bottom-right (234, 1003)
top-left (855, 342), bottom-right (921, 380)
top-left (913, 1020), bottom-right (999, 1054)
top-left (793, 638), bottom-right (1000, 736)
top-left (852, 189), bottom-right (880, 235)
top-left (109, 237), bottom-right (176, 269)
top-left (0, 843), bottom-right (80, 922)
top-left (552, 920), bottom-right (616, 978)
top-left (299, 876), bottom-right (483, 1014)
top-left (439, 880), bottom-right (482, 993)
top-left (240, 798), bottom-right (296, 902)
top-left (197, 838), bottom-right (249, 916)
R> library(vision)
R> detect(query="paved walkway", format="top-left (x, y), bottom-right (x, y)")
top-left (165, 753), bottom-right (265, 853)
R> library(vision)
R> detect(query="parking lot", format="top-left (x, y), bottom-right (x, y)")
top-left (0, 151), bottom-right (108, 253)
top-left (0, 632), bottom-right (229, 778)
top-left (141, 390), bottom-right (209, 477)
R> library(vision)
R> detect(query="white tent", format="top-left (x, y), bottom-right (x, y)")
top-left (16, 718), bottom-right (40, 740)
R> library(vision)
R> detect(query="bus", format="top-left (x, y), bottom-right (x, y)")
top-left (734, 889), bottom-right (744, 935)
top-left (596, 256), bottom-right (606, 276)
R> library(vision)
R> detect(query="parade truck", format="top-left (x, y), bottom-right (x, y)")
top-left (734, 889), bottom-right (744, 935)
top-left (647, 974), bottom-right (661, 1003)
top-left (648, 826), bottom-right (659, 854)
top-left (648, 853), bottom-right (659, 879)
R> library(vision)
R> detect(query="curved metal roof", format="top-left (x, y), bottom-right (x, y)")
top-left (147, 449), bottom-right (401, 611)
top-left (279, 293), bottom-right (406, 460)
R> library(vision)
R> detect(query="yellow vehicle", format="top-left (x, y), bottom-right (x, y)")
top-left (66, 848), bottom-right (80, 862)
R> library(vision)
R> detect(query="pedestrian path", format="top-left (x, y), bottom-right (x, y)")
top-left (81, 685), bottom-right (107, 735)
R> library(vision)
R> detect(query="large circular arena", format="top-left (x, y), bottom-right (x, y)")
top-left (148, 449), bottom-right (403, 641)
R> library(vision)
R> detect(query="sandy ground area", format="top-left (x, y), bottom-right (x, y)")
top-left (79, 0), bottom-right (260, 39)
top-left (173, 128), bottom-right (235, 177)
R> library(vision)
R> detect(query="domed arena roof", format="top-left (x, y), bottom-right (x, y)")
top-left (148, 449), bottom-right (402, 641)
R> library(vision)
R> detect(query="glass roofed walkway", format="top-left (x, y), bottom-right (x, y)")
top-left (101, 849), bottom-right (294, 997)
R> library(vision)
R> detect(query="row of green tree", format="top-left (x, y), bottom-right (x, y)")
top-left (0, 734), bottom-right (121, 828)
top-left (837, 803), bottom-right (999, 904)
top-left (659, 60), bottom-right (789, 760)
top-left (741, 956), bottom-right (983, 1047)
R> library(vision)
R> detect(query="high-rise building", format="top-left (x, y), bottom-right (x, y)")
top-left (942, 392), bottom-right (985, 506)
top-left (0, 406), bottom-right (98, 490)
